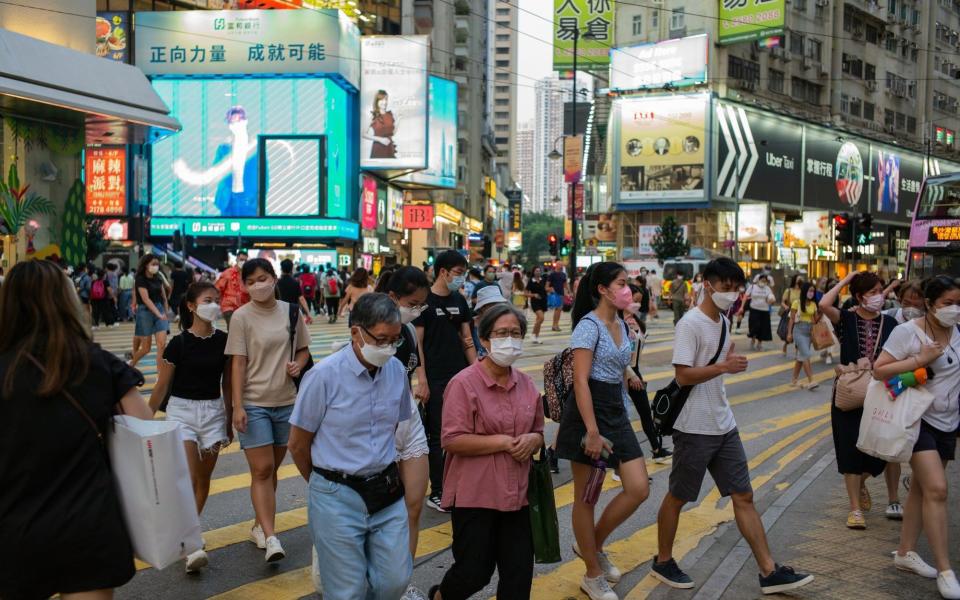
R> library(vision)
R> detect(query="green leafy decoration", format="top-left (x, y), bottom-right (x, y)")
top-left (0, 165), bottom-right (55, 236)
top-left (60, 179), bottom-right (86, 267)
top-left (650, 215), bottom-right (690, 261)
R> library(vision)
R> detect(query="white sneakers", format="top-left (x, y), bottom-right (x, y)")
top-left (581, 574), bottom-right (618, 600)
top-left (249, 524), bottom-right (266, 549)
top-left (185, 543), bottom-right (208, 573)
top-left (573, 542), bottom-right (622, 583)
top-left (264, 535), bottom-right (285, 562)
top-left (939, 570), bottom-right (960, 599)
top-left (894, 551), bottom-right (937, 578)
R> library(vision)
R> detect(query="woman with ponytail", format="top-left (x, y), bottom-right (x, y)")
top-left (557, 261), bottom-right (650, 600)
top-left (149, 281), bottom-right (232, 573)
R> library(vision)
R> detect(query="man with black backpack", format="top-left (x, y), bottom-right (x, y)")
top-left (651, 258), bottom-right (814, 596)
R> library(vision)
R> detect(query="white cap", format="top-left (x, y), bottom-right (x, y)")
top-left (475, 285), bottom-right (508, 312)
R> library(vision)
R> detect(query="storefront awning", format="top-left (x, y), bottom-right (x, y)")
top-left (0, 29), bottom-right (180, 144)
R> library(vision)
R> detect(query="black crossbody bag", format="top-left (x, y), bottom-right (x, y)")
top-left (288, 303), bottom-right (315, 389)
top-left (314, 462), bottom-right (405, 514)
top-left (652, 316), bottom-right (726, 436)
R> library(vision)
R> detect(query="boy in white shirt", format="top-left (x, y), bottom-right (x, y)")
top-left (651, 257), bottom-right (814, 596)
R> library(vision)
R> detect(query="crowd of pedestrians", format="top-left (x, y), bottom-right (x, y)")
top-left (3, 249), bottom-right (959, 600)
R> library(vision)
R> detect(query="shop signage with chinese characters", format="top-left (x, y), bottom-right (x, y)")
top-left (718, 0), bottom-right (785, 46)
top-left (929, 225), bottom-right (960, 242)
top-left (564, 134), bottom-right (583, 184)
top-left (402, 203), bottom-right (434, 229)
top-left (85, 147), bottom-right (126, 216)
top-left (508, 194), bottom-right (523, 231)
top-left (434, 202), bottom-right (463, 224)
top-left (552, 0), bottom-right (613, 72)
top-left (150, 217), bottom-right (359, 239)
top-left (465, 217), bottom-right (483, 233)
top-left (361, 176), bottom-right (378, 229)
top-left (134, 9), bottom-right (360, 85)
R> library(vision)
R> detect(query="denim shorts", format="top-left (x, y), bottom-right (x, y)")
top-left (134, 306), bottom-right (166, 337)
top-left (239, 404), bottom-right (294, 449)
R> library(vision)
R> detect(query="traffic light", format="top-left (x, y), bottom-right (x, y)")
top-left (560, 239), bottom-right (570, 256)
top-left (547, 233), bottom-right (558, 257)
top-left (834, 212), bottom-right (852, 245)
top-left (857, 214), bottom-right (873, 245)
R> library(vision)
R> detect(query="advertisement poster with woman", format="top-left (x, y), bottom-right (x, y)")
top-left (876, 151), bottom-right (901, 214)
top-left (360, 36), bottom-right (429, 170)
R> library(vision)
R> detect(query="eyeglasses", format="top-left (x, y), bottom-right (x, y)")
top-left (489, 328), bottom-right (523, 339)
top-left (404, 303), bottom-right (429, 313)
top-left (359, 327), bottom-right (404, 349)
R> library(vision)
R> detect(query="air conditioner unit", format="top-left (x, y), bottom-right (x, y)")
top-left (801, 56), bottom-right (812, 69)
top-left (853, 28), bottom-right (864, 40)
top-left (868, 121), bottom-right (883, 132)
top-left (783, 50), bottom-right (794, 62)
top-left (866, 79), bottom-right (878, 91)
top-left (816, 0), bottom-right (829, 6)
top-left (819, 67), bottom-right (829, 78)
top-left (738, 79), bottom-right (757, 91)
top-left (886, 12), bottom-right (896, 23)
top-left (885, 125), bottom-right (896, 134)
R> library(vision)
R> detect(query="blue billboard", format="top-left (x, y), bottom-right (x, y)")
top-left (150, 77), bottom-right (354, 231)
top-left (396, 76), bottom-right (458, 188)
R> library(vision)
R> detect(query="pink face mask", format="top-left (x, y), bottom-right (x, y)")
top-left (609, 285), bottom-right (633, 310)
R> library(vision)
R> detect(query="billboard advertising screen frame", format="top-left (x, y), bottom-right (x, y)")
top-left (257, 134), bottom-right (325, 217)
top-left (149, 76), bottom-right (356, 237)
top-left (613, 94), bottom-right (710, 207)
top-left (394, 75), bottom-right (459, 189)
top-left (359, 35), bottom-right (429, 173)
top-left (610, 34), bottom-right (709, 92)
top-left (85, 146), bottom-right (127, 216)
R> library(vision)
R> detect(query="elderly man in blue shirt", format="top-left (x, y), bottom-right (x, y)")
top-left (289, 293), bottom-right (413, 600)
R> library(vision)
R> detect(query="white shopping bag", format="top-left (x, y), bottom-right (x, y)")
top-left (857, 379), bottom-right (934, 464)
top-left (108, 415), bottom-right (202, 570)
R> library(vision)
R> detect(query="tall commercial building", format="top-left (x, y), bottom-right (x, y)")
top-left (492, 0), bottom-right (519, 175)
top-left (607, 0), bottom-right (960, 277)
top-left (514, 123), bottom-right (535, 210)
top-left (534, 76), bottom-right (566, 217)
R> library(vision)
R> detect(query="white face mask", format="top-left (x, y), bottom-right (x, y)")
top-left (399, 305), bottom-right (424, 324)
top-left (862, 293), bottom-right (884, 313)
top-left (195, 303), bottom-right (221, 323)
top-left (247, 280), bottom-right (275, 302)
top-left (901, 307), bottom-right (925, 321)
top-left (357, 330), bottom-right (397, 367)
top-left (489, 337), bottom-right (523, 367)
top-left (148, 265), bottom-right (160, 275)
top-left (236, 259), bottom-right (245, 269)
top-left (933, 304), bottom-right (960, 327)
top-left (708, 283), bottom-right (738, 311)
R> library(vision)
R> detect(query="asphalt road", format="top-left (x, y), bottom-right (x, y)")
top-left (94, 308), bottom-right (840, 600)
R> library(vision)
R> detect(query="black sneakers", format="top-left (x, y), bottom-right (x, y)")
top-left (546, 447), bottom-right (560, 474)
top-left (650, 556), bottom-right (695, 589)
top-left (651, 447), bottom-right (673, 464)
top-left (759, 564), bottom-right (814, 595)
top-left (426, 492), bottom-right (449, 513)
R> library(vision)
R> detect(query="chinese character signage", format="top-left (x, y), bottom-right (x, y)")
top-left (929, 225), bottom-right (960, 242)
top-left (361, 176), bottom-right (378, 230)
top-left (718, 0), bottom-right (786, 46)
top-left (403, 204), bottom-right (434, 229)
top-left (96, 12), bottom-right (128, 62)
top-left (360, 36), bottom-right (429, 170)
top-left (553, 0), bottom-right (614, 73)
top-left (610, 34), bottom-right (708, 91)
top-left (395, 76), bottom-right (459, 188)
top-left (564, 134), bottom-right (584, 183)
top-left (615, 95), bottom-right (707, 203)
top-left (85, 147), bottom-right (126, 216)
top-left (134, 9), bottom-right (360, 86)
top-left (508, 195), bottom-right (523, 232)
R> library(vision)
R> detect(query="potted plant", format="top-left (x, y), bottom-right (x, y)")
top-left (0, 165), bottom-right (56, 265)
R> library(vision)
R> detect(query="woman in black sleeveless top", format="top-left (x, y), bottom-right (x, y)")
top-left (820, 272), bottom-right (896, 530)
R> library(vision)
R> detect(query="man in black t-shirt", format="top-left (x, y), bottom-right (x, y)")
top-left (412, 250), bottom-right (476, 511)
top-left (278, 259), bottom-right (313, 324)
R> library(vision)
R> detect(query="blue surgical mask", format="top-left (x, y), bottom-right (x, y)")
top-left (447, 274), bottom-right (465, 292)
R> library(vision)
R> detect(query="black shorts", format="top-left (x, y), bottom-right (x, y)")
top-left (913, 420), bottom-right (957, 462)
top-left (669, 428), bottom-right (752, 503)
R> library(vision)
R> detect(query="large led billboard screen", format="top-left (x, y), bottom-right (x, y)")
top-left (150, 77), bottom-right (351, 226)
top-left (396, 76), bottom-right (458, 188)
top-left (615, 94), bottom-right (708, 203)
top-left (359, 36), bottom-right (429, 170)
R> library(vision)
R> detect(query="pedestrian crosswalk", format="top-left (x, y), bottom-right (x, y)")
top-left (102, 314), bottom-right (835, 599)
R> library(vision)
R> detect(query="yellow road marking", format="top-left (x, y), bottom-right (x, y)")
top-left (527, 418), bottom-right (831, 599)
top-left (623, 426), bottom-right (831, 599)
top-left (198, 404), bottom-right (829, 598)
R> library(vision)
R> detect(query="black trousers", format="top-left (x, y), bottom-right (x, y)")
top-left (91, 299), bottom-right (116, 326)
top-left (628, 367), bottom-right (662, 453)
top-left (426, 379), bottom-right (450, 495)
top-left (325, 297), bottom-right (340, 316)
top-left (438, 506), bottom-right (533, 600)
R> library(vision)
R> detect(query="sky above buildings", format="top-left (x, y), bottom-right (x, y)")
top-left (516, 0), bottom-right (554, 127)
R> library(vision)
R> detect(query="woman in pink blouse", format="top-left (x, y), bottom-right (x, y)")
top-left (427, 303), bottom-right (545, 600)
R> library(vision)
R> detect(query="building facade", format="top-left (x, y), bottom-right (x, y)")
top-left (534, 76), bottom-right (566, 217)
top-left (492, 0), bottom-right (519, 177)
top-left (514, 123), bottom-right (535, 210)
top-left (608, 0), bottom-right (960, 278)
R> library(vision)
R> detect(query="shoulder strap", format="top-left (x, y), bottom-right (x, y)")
top-left (708, 316), bottom-right (728, 366)
top-left (288, 302), bottom-right (299, 361)
top-left (25, 353), bottom-right (104, 446)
